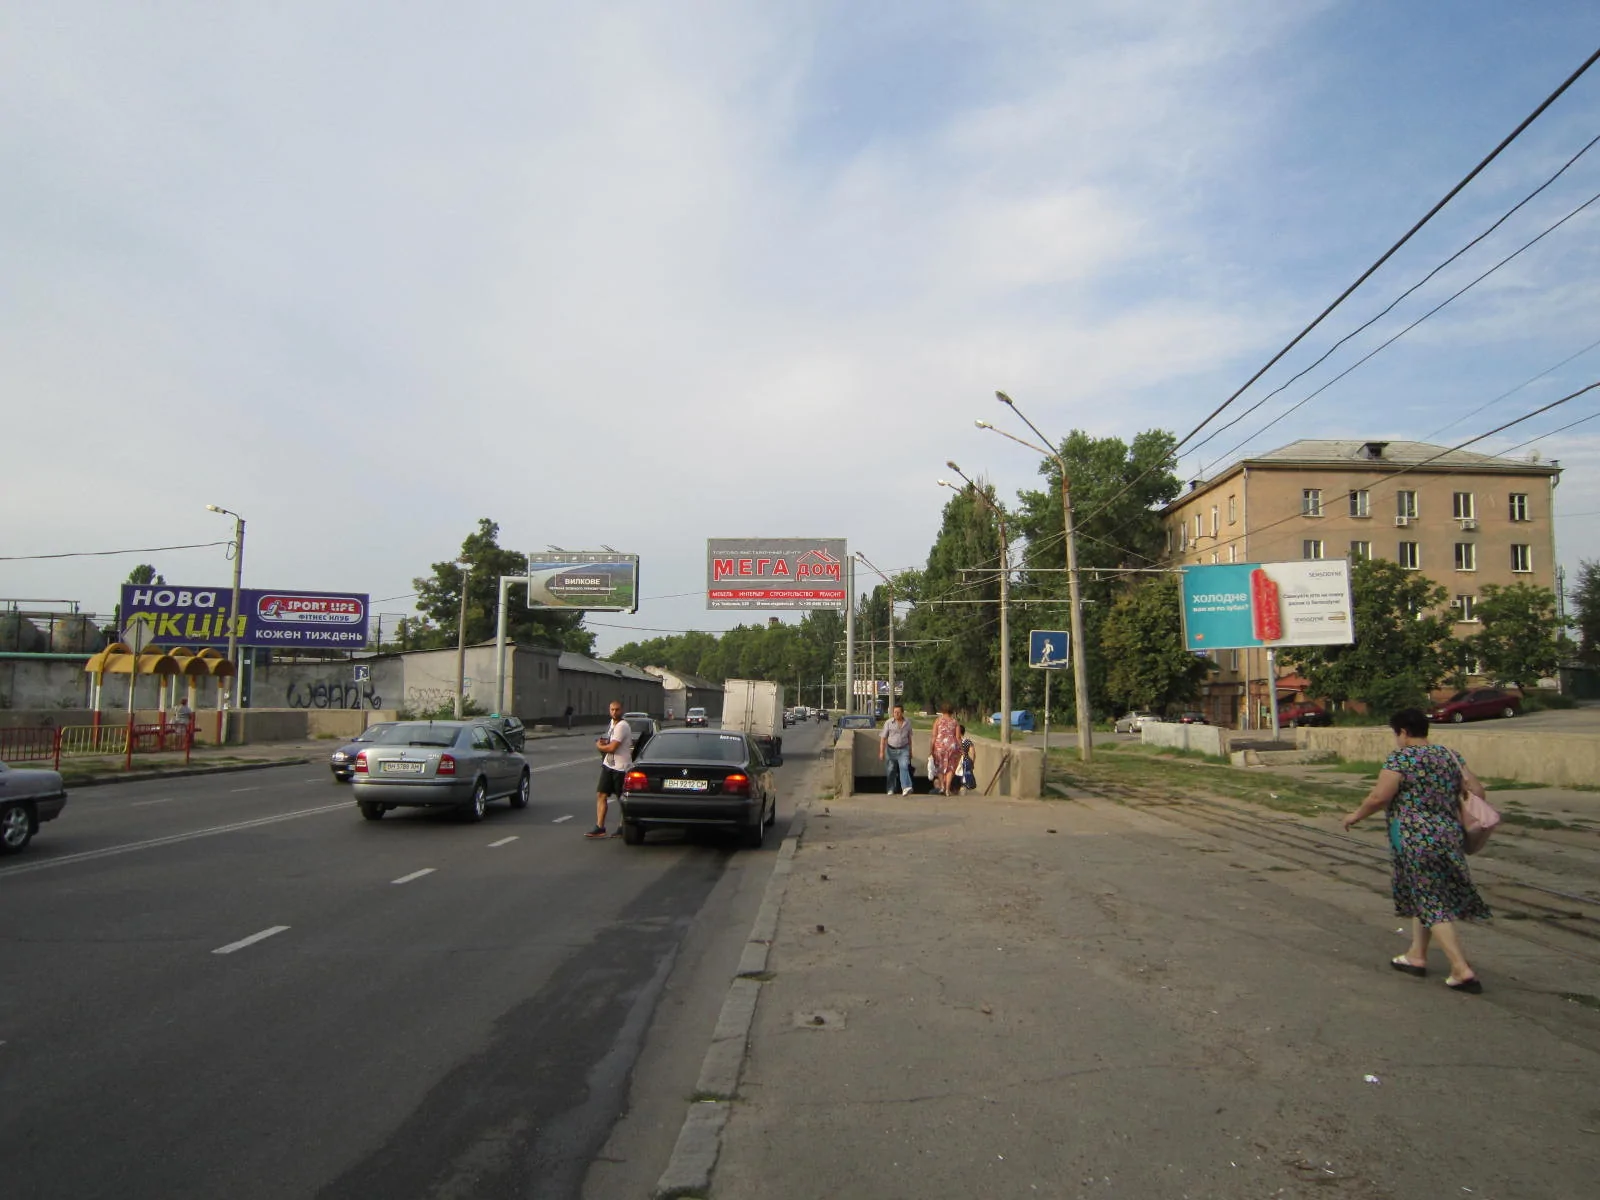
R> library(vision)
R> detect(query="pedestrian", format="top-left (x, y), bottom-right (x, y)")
top-left (930, 703), bottom-right (962, 796)
top-left (955, 724), bottom-right (976, 794)
top-left (564, 704), bottom-right (574, 731)
top-left (1342, 707), bottom-right (1491, 993)
top-left (878, 704), bottom-right (914, 795)
top-left (173, 697), bottom-right (194, 745)
top-left (587, 701), bottom-right (633, 839)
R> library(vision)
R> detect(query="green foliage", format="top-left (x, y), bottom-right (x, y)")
top-left (125, 564), bottom-right (165, 586)
top-left (413, 519), bottom-right (594, 655)
top-left (1279, 558), bottom-right (1453, 712)
top-left (1520, 689), bottom-right (1576, 712)
top-left (1100, 575), bottom-right (1211, 712)
top-left (397, 696), bottom-right (487, 720)
top-left (610, 609), bottom-right (844, 702)
top-left (1570, 559), bottom-right (1600, 664)
top-left (1468, 582), bottom-right (1561, 685)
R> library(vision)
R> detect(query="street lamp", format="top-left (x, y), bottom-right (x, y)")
top-left (454, 560), bottom-right (471, 718)
top-left (205, 504), bottom-right (245, 716)
top-left (938, 465), bottom-right (1011, 748)
top-left (979, 392), bottom-right (1094, 762)
top-left (855, 550), bottom-right (895, 717)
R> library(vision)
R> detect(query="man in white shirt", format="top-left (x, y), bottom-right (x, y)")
top-left (587, 700), bottom-right (634, 839)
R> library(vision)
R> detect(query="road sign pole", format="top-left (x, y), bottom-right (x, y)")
top-left (1043, 671), bottom-right (1050, 757)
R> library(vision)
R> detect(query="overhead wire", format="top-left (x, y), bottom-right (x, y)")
top-left (0, 540), bottom-right (233, 562)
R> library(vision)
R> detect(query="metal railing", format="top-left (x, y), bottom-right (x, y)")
top-left (0, 726), bottom-right (58, 764)
top-left (0, 721), bottom-right (194, 770)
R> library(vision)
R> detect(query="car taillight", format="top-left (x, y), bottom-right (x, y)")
top-left (436, 754), bottom-right (456, 776)
top-left (624, 770), bottom-right (648, 792)
top-left (354, 751), bottom-right (368, 774)
top-left (723, 772), bottom-right (751, 797)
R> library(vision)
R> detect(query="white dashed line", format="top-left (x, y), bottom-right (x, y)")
top-left (391, 868), bottom-right (436, 885)
top-left (488, 836), bottom-right (519, 848)
top-left (229, 786), bottom-right (260, 793)
top-left (212, 926), bottom-right (291, 955)
top-left (129, 796), bottom-right (179, 808)
top-left (528, 756), bottom-right (597, 774)
top-left (552, 815), bottom-right (574, 824)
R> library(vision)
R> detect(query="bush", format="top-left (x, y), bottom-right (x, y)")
top-left (1520, 690), bottom-right (1577, 712)
top-left (396, 697), bottom-right (486, 721)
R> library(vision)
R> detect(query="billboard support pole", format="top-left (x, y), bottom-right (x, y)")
top-left (494, 574), bottom-right (513, 716)
top-left (1268, 647), bottom-right (1282, 742)
top-left (844, 559), bottom-right (855, 715)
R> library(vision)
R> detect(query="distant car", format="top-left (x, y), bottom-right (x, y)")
top-left (1429, 688), bottom-right (1522, 724)
top-left (618, 728), bottom-right (777, 848)
top-left (480, 714), bottom-right (526, 751)
top-left (1113, 711), bottom-right (1161, 734)
top-left (622, 713), bottom-right (658, 756)
top-left (1279, 702), bottom-right (1332, 728)
top-left (0, 760), bottom-right (68, 854)
top-left (351, 721), bottom-right (530, 822)
top-left (815, 708), bottom-right (830, 722)
top-left (330, 722), bottom-right (399, 782)
top-left (832, 713), bottom-right (878, 744)
top-left (685, 707), bottom-right (708, 727)
top-left (1177, 712), bottom-right (1208, 725)
top-left (989, 711), bottom-right (1037, 732)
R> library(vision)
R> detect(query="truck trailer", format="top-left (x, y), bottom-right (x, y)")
top-left (722, 679), bottom-right (785, 764)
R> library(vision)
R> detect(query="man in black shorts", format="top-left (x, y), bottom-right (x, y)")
top-left (587, 700), bottom-right (633, 839)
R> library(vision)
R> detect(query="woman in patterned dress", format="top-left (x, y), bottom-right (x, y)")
top-left (930, 703), bottom-right (963, 796)
top-left (1342, 707), bottom-right (1491, 993)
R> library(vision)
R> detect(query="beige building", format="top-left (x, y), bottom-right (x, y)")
top-left (1161, 439), bottom-right (1561, 728)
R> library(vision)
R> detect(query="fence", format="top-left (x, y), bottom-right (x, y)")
top-left (0, 722), bottom-right (193, 771)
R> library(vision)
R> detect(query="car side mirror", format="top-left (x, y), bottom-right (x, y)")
top-left (769, 754), bottom-right (784, 767)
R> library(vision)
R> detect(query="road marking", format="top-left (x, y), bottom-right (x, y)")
top-left (488, 836), bottom-right (519, 847)
top-left (212, 925), bottom-right (290, 955)
top-left (0, 802), bottom-right (350, 879)
top-left (552, 815), bottom-right (574, 824)
top-left (528, 756), bottom-right (597, 774)
top-left (230, 786), bottom-right (260, 793)
top-left (129, 796), bottom-right (179, 808)
top-left (391, 868), bottom-right (436, 885)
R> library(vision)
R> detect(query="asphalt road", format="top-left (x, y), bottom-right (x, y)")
top-left (0, 721), bottom-right (823, 1199)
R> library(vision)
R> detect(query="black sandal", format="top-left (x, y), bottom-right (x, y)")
top-left (1390, 956), bottom-right (1427, 977)
top-left (1445, 975), bottom-right (1483, 993)
top-left (584, 825), bottom-right (608, 839)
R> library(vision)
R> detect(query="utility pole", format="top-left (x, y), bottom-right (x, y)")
top-left (941, 466), bottom-right (1011, 748)
top-left (845, 557), bottom-right (855, 715)
top-left (855, 551), bottom-right (895, 719)
top-left (454, 560), bottom-right (471, 718)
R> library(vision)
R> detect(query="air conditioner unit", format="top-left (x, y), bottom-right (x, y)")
top-left (1459, 518), bottom-right (1478, 531)
top-left (1394, 516), bottom-right (1412, 527)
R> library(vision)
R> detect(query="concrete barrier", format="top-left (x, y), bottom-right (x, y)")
top-left (1142, 721), bottom-right (1231, 758)
top-left (834, 729), bottom-right (1043, 799)
top-left (1298, 725), bottom-right (1600, 787)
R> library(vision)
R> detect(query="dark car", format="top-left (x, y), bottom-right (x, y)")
top-left (1279, 702), bottom-right (1332, 727)
top-left (0, 760), bottom-right (68, 854)
top-left (815, 708), bottom-right (829, 722)
top-left (622, 713), bottom-right (657, 756)
top-left (1429, 688), bottom-right (1522, 724)
top-left (618, 729), bottom-right (777, 847)
top-left (481, 714), bottom-right (526, 751)
top-left (330, 722), bottom-right (398, 782)
top-left (1177, 711), bottom-right (1208, 725)
top-left (832, 713), bottom-right (877, 744)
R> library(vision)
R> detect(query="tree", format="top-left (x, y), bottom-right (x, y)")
top-left (1279, 558), bottom-right (1454, 712)
top-left (1099, 575), bottom-right (1211, 712)
top-left (125, 564), bottom-right (165, 586)
top-left (413, 519), bottom-right (595, 654)
top-left (1468, 583), bottom-right (1561, 685)
top-left (1572, 560), bottom-right (1600, 664)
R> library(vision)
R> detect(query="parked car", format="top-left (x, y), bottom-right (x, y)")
top-left (1278, 702), bottom-right (1332, 727)
top-left (350, 721), bottom-right (530, 822)
top-left (815, 708), bottom-right (830, 722)
top-left (0, 760), bottom-right (68, 854)
top-left (481, 714), bottom-right (526, 751)
top-left (782, 708), bottom-right (795, 728)
top-left (618, 729), bottom-right (777, 848)
top-left (1113, 711), bottom-right (1161, 734)
top-left (832, 713), bottom-right (878, 744)
top-left (1177, 712), bottom-right (1208, 725)
top-left (685, 707), bottom-right (708, 727)
top-left (622, 713), bottom-right (658, 756)
top-left (989, 710), bottom-right (1037, 732)
top-left (1428, 688), bottom-right (1522, 724)
top-left (329, 722), bottom-right (398, 782)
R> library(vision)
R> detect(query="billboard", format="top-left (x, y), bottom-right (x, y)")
top-left (706, 538), bottom-right (847, 609)
top-left (526, 552), bottom-right (639, 613)
top-left (1181, 561), bottom-right (1354, 651)
top-left (121, 585), bottom-right (370, 648)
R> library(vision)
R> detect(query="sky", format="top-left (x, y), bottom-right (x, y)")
top-left (4, 2), bottom-right (1599, 653)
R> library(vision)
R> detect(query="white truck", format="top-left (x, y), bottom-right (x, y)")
top-left (722, 679), bottom-right (785, 765)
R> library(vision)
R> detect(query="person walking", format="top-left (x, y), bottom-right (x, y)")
top-left (564, 704), bottom-right (574, 731)
top-left (878, 704), bottom-right (914, 795)
top-left (587, 701), bottom-right (633, 839)
top-left (1342, 707), bottom-right (1491, 992)
top-left (930, 703), bottom-right (962, 796)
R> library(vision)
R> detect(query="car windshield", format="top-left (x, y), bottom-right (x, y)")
top-left (371, 723), bottom-right (461, 748)
top-left (688, 709), bottom-right (705, 716)
top-left (638, 731), bottom-right (747, 764)
top-left (1446, 691), bottom-right (1470, 702)
top-left (355, 724), bottom-right (394, 742)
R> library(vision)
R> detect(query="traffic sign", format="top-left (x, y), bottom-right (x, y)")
top-left (354, 664), bottom-right (371, 682)
top-left (1029, 630), bottom-right (1071, 669)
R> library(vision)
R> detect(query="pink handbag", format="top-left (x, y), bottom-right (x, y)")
top-left (1460, 790), bottom-right (1501, 855)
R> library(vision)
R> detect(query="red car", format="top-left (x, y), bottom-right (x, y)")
top-left (1278, 702), bottom-right (1332, 727)
top-left (1428, 688), bottom-right (1521, 724)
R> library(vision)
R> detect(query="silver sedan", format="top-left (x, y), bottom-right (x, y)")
top-left (0, 760), bottom-right (68, 854)
top-left (350, 721), bottom-right (530, 822)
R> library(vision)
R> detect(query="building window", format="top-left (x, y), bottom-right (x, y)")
top-left (1509, 493), bottom-right (1529, 522)
top-left (1397, 491), bottom-right (1418, 519)
top-left (1210, 505), bottom-right (1219, 537)
top-left (1165, 528), bottom-right (1172, 553)
top-left (1227, 494), bottom-right (1238, 524)
top-left (1453, 492), bottom-right (1476, 520)
top-left (1511, 544), bottom-right (1532, 573)
top-left (1229, 649), bottom-right (1240, 670)
top-left (1210, 552), bottom-right (1219, 564)
top-left (1179, 524), bottom-right (1188, 550)
top-left (1303, 539), bottom-right (1324, 560)
top-left (1398, 541), bottom-right (1419, 570)
top-left (1193, 514), bottom-right (1201, 541)
top-left (1350, 540), bottom-right (1371, 561)
top-left (1455, 595), bottom-right (1477, 623)
top-left (1227, 544), bottom-right (1237, 563)
top-left (1302, 489), bottom-right (1323, 517)
top-left (1350, 489), bottom-right (1370, 518)
top-left (1454, 542), bottom-right (1476, 571)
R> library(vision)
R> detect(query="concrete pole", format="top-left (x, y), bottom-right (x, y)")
top-left (844, 558), bottom-right (855, 715)
top-left (997, 509), bottom-right (1011, 749)
top-left (494, 573), bottom-right (513, 715)
top-left (454, 562), bottom-right (471, 718)
top-left (1268, 647), bottom-right (1282, 741)
top-left (1060, 473), bottom-right (1093, 762)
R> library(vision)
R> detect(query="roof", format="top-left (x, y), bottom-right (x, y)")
top-left (558, 651), bottom-right (661, 685)
top-left (1244, 439), bottom-right (1558, 471)
top-left (644, 665), bottom-right (719, 691)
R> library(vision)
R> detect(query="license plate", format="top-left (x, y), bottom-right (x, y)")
top-left (661, 778), bottom-right (708, 791)
top-left (381, 761), bottom-right (425, 775)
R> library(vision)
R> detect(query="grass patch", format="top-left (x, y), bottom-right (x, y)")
top-left (1499, 812), bottom-right (1575, 831)
top-left (1562, 992), bottom-right (1600, 1012)
top-left (1048, 745), bottom-right (1361, 818)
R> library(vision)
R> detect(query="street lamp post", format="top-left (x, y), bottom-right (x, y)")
top-left (939, 467), bottom-right (1010, 748)
top-left (855, 551), bottom-right (895, 717)
top-left (980, 393), bottom-right (1094, 762)
top-left (454, 560), bottom-right (471, 718)
top-left (205, 505), bottom-right (246, 726)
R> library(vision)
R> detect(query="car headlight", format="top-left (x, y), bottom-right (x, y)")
top-left (332, 752), bottom-right (348, 762)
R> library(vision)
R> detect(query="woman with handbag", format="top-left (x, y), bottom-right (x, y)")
top-left (1341, 707), bottom-right (1491, 993)
top-left (929, 703), bottom-right (963, 796)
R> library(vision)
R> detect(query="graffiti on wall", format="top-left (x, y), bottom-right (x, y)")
top-left (404, 686), bottom-right (458, 712)
top-left (284, 679), bottom-right (383, 710)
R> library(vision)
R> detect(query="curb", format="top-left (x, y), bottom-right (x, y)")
top-left (62, 757), bottom-right (315, 789)
top-left (652, 784), bottom-right (817, 1199)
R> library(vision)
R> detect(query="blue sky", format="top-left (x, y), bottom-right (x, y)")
top-left (3, 2), bottom-right (1598, 650)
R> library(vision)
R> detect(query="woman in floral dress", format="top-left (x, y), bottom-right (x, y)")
top-left (930, 703), bottom-right (963, 796)
top-left (1342, 707), bottom-right (1491, 993)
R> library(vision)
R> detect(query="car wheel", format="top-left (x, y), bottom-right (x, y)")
top-left (1451, 712), bottom-right (1466, 723)
top-left (358, 801), bottom-right (386, 821)
top-left (510, 770), bottom-right (531, 809)
top-left (622, 820), bottom-right (644, 845)
top-left (1501, 706), bottom-right (1516, 719)
top-left (741, 804), bottom-right (768, 849)
top-left (0, 802), bottom-right (35, 854)
top-left (461, 779), bottom-right (488, 822)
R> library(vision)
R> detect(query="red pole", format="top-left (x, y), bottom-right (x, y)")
top-left (54, 728), bottom-right (62, 771)
top-left (124, 712), bottom-right (135, 772)
top-left (184, 723), bottom-right (193, 765)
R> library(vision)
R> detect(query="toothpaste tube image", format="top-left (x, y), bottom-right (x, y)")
top-left (1251, 568), bottom-right (1282, 642)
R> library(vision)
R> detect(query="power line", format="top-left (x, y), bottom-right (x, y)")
top-left (1493, 406), bottom-right (1600, 457)
top-left (0, 540), bottom-right (232, 562)
top-left (1425, 332), bottom-right (1600, 442)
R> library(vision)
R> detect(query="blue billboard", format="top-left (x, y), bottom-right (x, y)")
top-left (1181, 562), bottom-right (1353, 651)
top-left (120, 584), bottom-right (370, 649)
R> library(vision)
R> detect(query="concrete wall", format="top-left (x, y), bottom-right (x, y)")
top-left (1297, 725), bottom-right (1600, 787)
top-left (1142, 720), bottom-right (1231, 758)
top-left (834, 729), bottom-right (1043, 799)
top-left (0, 658), bottom-right (94, 708)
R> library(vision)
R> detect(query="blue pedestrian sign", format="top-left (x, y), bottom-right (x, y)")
top-left (1029, 630), bottom-right (1071, 669)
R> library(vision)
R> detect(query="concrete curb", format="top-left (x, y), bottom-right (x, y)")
top-left (62, 757), bottom-right (314, 789)
top-left (652, 786), bottom-right (816, 1199)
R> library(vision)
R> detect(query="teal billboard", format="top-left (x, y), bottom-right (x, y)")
top-left (1181, 561), bottom-right (1354, 651)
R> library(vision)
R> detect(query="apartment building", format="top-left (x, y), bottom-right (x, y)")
top-left (1161, 439), bottom-right (1561, 728)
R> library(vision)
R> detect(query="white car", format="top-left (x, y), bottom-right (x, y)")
top-left (1113, 711), bottom-right (1162, 734)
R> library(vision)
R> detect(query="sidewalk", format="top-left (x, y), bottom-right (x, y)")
top-left (708, 790), bottom-right (1600, 1198)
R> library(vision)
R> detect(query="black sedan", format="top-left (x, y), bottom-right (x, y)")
top-left (329, 722), bottom-right (398, 782)
top-left (481, 714), bottom-right (526, 750)
top-left (618, 729), bottom-right (776, 848)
